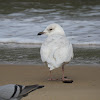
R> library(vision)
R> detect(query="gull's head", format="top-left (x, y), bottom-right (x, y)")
top-left (38, 23), bottom-right (65, 36)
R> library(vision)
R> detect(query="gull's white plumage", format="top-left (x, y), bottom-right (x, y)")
top-left (40, 24), bottom-right (73, 71)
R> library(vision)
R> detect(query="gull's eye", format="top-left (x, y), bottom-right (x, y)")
top-left (49, 28), bottom-right (53, 31)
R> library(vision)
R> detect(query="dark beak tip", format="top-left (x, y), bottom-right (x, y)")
top-left (37, 33), bottom-right (41, 35)
top-left (37, 32), bottom-right (44, 35)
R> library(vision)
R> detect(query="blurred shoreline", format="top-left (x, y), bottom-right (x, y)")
top-left (0, 43), bottom-right (100, 65)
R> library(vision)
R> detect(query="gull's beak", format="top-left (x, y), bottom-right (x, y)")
top-left (37, 32), bottom-right (45, 35)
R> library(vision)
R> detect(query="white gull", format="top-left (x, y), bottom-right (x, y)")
top-left (38, 23), bottom-right (74, 82)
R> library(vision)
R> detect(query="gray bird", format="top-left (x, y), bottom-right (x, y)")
top-left (0, 84), bottom-right (44, 100)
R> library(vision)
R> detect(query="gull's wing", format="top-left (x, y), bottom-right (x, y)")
top-left (43, 35), bottom-right (73, 70)
top-left (54, 39), bottom-right (73, 65)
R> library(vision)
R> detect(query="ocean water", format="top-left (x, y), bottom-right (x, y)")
top-left (0, 0), bottom-right (100, 65)
top-left (0, 44), bottom-right (100, 65)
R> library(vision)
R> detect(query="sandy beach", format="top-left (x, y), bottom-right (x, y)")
top-left (0, 64), bottom-right (100, 100)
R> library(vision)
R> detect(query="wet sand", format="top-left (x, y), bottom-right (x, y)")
top-left (0, 64), bottom-right (100, 100)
